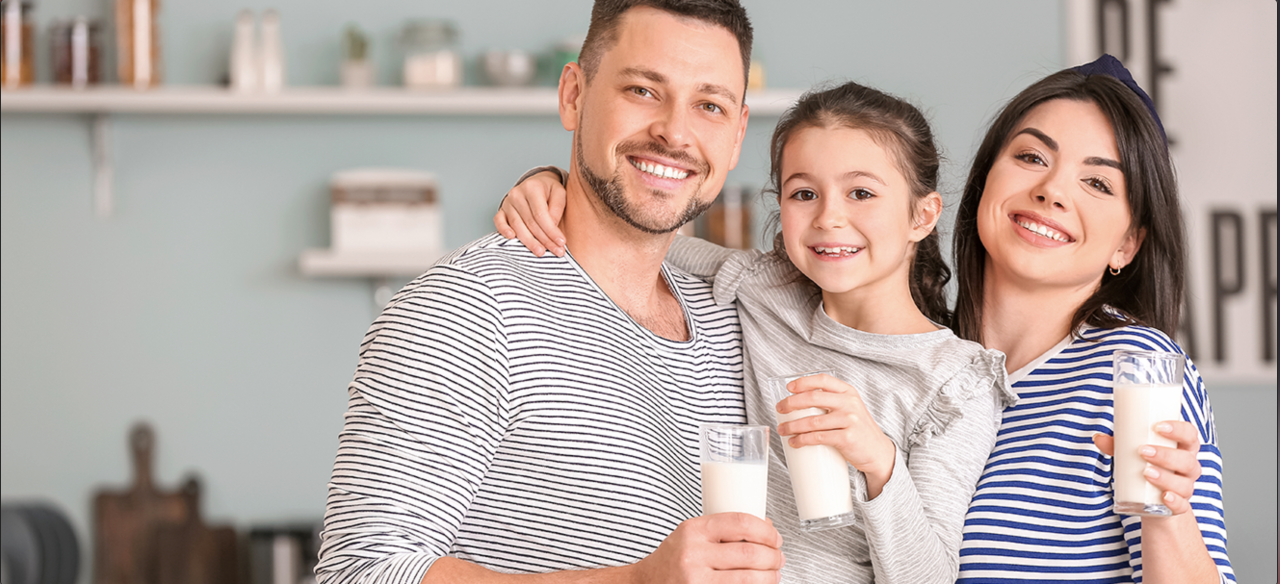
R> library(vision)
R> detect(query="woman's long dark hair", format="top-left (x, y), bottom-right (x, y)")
top-left (764, 82), bottom-right (952, 324)
top-left (951, 70), bottom-right (1185, 343)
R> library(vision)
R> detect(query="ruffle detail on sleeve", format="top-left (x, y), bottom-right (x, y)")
top-left (906, 348), bottom-right (1014, 450)
top-left (709, 247), bottom-right (769, 307)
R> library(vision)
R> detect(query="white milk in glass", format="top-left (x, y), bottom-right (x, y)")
top-left (1113, 383), bottom-right (1181, 507)
top-left (777, 406), bottom-right (855, 523)
top-left (701, 461), bottom-right (768, 519)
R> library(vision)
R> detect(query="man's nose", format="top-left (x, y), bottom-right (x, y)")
top-left (652, 102), bottom-right (691, 150)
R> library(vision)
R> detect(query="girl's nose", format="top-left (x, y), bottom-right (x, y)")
top-left (814, 197), bottom-right (848, 229)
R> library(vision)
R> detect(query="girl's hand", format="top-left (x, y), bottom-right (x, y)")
top-left (494, 170), bottom-right (569, 257)
top-left (1093, 420), bottom-right (1203, 515)
top-left (776, 373), bottom-right (896, 497)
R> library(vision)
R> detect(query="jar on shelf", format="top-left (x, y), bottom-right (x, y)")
top-left (115, 0), bottom-right (161, 89)
top-left (1, 0), bottom-right (35, 89)
top-left (50, 17), bottom-right (101, 88)
top-left (400, 19), bottom-right (460, 89)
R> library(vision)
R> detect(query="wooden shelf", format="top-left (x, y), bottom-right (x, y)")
top-left (0, 86), bottom-right (805, 116)
top-left (298, 248), bottom-right (443, 278)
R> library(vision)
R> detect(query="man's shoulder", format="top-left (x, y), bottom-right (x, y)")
top-left (391, 234), bottom-right (571, 302)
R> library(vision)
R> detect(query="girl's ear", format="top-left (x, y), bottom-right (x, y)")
top-left (909, 192), bottom-right (944, 243)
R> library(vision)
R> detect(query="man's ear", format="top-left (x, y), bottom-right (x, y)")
top-left (559, 62), bottom-right (585, 132)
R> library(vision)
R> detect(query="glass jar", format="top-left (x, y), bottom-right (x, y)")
top-left (51, 17), bottom-right (101, 88)
top-left (115, 0), bottom-right (161, 89)
top-left (400, 19), bottom-right (460, 89)
top-left (1, 0), bottom-right (35, 88)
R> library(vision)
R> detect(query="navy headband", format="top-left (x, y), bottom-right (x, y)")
top-left (1070, 53), bottom-right (1167, 144)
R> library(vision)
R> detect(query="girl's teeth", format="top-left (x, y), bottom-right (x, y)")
top-left (813, 246), bottom-right (861, 255)
top-left (632, 159), bottom-right (689, 180)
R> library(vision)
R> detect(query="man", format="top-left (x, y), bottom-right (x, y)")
top-left (315, 1), bottom-right (784, 583)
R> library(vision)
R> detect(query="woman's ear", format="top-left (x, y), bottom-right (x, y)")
top-left (909, 192), bottom-right (944, 242)
top-left (1111, 226), bottom-right (1147, 270)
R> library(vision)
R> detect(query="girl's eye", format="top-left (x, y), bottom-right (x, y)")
top-left (849, 188), bottom-right (874, 201)
top-left (1015, 151), bottom-right (1047, 166)
top-left (1084, 176), bottom-right (1114, 195)
top-left (790, 189), bottom-right (817, 201)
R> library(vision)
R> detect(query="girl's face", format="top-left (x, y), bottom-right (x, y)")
top-left (779, 125), bottom-right (940, 300)
top-left (977, 98), bottom-right (1143, 292)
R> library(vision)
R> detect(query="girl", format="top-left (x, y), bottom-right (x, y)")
top-left (951, 56), bottom-right (1234, 583)
top-left (497, 82), bottom-right (1014, 583)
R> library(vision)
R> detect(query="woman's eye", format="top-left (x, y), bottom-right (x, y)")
top-left (790, 189), bottom-right (817, 201)
top-left (849, 188), bottom-right (874, 201)
top-left (1084, 177), bottom-right (1114, 194)
top-left (1015, 151), bottom-right (1046, 166)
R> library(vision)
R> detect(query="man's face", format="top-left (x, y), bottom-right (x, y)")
top-left (569, 6), bottom-right (749, 234)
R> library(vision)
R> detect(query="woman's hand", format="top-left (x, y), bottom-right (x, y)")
top-left (494, 170), bottom-right (569, 257)
top-left (1093, 420), bottom-right (1202, 515)
top-left (776, 373), bottom-right (896, 498)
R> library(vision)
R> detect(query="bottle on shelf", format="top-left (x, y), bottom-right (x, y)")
top-left (115, 0), bottom-right (161, 89)
top-left (1, 0), bottom-right (35, 89)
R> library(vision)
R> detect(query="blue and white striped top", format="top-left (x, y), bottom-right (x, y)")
top-left (956, 324), bottom-right (1234, 583)
top-left (315, 234), bottom-right (746, 583)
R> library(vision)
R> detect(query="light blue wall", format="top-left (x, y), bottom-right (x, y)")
top-left (2, 0), bottom-right (1274, 581)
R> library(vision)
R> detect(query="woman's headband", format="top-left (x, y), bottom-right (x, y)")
top-left (1070, 54), bottom-right (1168, 144)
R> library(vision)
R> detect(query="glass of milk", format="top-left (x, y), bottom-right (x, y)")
top-left (766, 372), bottom-right (857, 532)
top-left (1111, 350), bottom-right (1185, 516)
top-left (699, 424), bottom-right (769, 520)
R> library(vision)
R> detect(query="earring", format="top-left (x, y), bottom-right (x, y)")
top-left (1109, 265), bottom-right (1122, 276)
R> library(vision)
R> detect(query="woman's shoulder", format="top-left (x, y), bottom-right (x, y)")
top-left (1075, 323), bottom-right (1187, 357)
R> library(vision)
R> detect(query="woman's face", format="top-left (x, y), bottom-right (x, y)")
top-left (779, 125), bottom-right (939, 300)
top-left (977, 98), bottom-right (1143, 293)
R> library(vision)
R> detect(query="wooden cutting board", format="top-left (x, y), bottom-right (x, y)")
top-left (93, 423), bottom-right (194, 584)
top-left (153, 477), bottom-right (240, 584)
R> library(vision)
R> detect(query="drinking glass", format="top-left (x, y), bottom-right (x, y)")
top-left (765, 371), bottom-right (857, 531)
top-left (699, 424), bottom-right (769, 519)
top-left (1112, 350), bottom-right (1184, 516)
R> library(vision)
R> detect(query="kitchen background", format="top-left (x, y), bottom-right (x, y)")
top-left (1, 0), bottom-right (1275, 582)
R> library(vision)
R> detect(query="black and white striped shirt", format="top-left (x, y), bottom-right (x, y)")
top-left (316, 234), bottom-right (746, 583)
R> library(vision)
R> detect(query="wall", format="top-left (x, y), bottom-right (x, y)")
top-left (1, 0), bottom-right (1274, 581)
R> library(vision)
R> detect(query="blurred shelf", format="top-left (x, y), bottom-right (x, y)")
top-left (0, 86), bottom-right (805, 116)
top-left (298, 248), bottom-right (443, 278)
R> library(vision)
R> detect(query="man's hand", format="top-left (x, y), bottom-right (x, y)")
top-left (628, 513), bottom-right (784, 584)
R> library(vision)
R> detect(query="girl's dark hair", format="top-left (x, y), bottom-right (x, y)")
top-left (764, 81), bottom-right (952, 324)
top-left (951, 70), bottom-right (1184, 343)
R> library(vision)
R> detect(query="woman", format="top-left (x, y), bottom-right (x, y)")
top-left (951, 55), bottom-right (1234, 583)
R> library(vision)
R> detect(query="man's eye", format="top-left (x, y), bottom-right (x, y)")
top-left (631, 87), bottom-right (652, 98)
top-left (701, 103), bottom-right (723, 114)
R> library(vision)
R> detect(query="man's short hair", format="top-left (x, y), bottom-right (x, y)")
top-left (577, 0), bottom-right (753, 95)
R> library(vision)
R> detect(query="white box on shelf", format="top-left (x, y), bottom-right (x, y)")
top-left (329, 168), bottom-right (440, 254)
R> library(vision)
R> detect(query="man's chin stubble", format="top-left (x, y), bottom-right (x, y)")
top-left (575, 143), bottom-right (712, 235)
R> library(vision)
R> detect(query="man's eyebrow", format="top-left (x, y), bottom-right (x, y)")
top-left (1014, 127), bottom-right (1058, 151)
top-left (619, 66), bottom-right (666, 85)
top-left (697, 82), bottom-right (740, 105)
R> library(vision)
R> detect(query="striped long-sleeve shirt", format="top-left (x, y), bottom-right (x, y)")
top-left (315, 234), bottom-right (746, 583)
top-left (957, 324), bottom-right (1235, 583)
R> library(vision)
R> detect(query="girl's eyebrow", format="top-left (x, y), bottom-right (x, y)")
top-left (783, 170), bottom-right (885, 186)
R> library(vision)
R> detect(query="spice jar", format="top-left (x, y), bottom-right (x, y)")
top-left (1, 0), bottom-right (35, 88)
top-left (401, 19), bottom-right (460, 89)
top-left (51, 18), bottom-right (101, 88)
top-left (115, 0), bottom-right (161, 89)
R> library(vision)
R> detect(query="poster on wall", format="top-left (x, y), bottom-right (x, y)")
top-left (1064, 0), bottom-right (1277, 386)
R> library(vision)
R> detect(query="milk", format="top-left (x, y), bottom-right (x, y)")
top-left (777, 407), bottom-right (855, 522)
top-left (1112, 383), bottom-right (1181, 510)
top-left (701, 461), bottom-right (768, 519)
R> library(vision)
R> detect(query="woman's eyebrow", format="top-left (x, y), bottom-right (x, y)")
top-left (1015, 127), bottom-right (1058, 151)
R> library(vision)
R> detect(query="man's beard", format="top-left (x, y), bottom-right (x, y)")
top-left (575, 137), bottom-right (715, 235)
